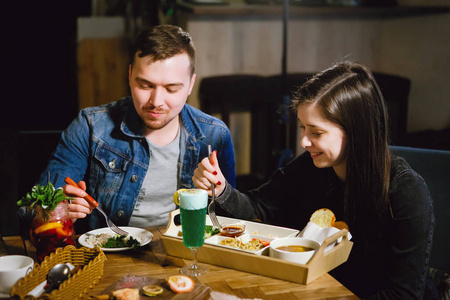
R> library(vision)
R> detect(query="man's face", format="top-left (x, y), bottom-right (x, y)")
top-left (129, 53), bottom-right (196, 134)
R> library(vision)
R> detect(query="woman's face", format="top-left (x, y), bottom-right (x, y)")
top-left (297, 103), bottom-right (347, 181)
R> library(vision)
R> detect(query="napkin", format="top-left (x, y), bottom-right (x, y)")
top-left (297, 222), bottom-right (352, 252)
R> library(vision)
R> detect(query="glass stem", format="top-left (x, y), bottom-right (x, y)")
top-left (191, 247), bottom-right (198, 269)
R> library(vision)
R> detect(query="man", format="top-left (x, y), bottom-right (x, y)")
top-left (38, 25), bottom-right (236, 231)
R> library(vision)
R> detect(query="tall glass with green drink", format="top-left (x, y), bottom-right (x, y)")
top-left (178, 188), bottom-right (208, 276)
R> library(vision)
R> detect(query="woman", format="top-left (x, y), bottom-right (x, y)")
top-left (193, 61), bottom-right (438, 299)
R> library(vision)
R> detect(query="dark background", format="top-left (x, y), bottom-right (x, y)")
top-left (0, 1), bottom-right (92, 237)
top-left (1, 1), bottom-right (92, 131)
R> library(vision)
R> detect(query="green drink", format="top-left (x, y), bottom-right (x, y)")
top-left (180, 207), bottom-right (206, 248)
top-left (178, 188), bottom-right (208, 276)
top-left (179, 189), bottom-right (208, 248)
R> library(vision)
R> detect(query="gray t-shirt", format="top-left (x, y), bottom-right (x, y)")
top-left (128, 130), bottom-right (180, 227)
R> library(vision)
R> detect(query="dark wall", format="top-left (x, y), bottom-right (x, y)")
top-left (0, 1), bottom-right (91, 236)
top-left (1, 1), bottom-right (91, 131)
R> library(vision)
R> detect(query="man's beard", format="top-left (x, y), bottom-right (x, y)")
top-left (142, 113), bottom-right (179, 131)
top-left (142, 117), bottom-right (170, 130)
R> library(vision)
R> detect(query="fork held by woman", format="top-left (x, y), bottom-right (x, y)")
top-left (207, 146), bottom-right (221, 228)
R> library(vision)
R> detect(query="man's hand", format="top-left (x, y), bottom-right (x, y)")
top-left (63, 180), bottom-right (92, 223)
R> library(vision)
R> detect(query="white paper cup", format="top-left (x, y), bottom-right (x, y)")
top-left (0, 255), bottom-right (34, 294)
top-left (269, 238), bottom-right (320, 265)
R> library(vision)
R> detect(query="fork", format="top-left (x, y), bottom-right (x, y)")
top-left (64, 177), bottom-right (129, 236)
top-left (207, 145), bottom-right (221, 229)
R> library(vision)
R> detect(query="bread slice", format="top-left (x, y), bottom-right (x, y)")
top-left (310, 208), bottom-right (336, 228)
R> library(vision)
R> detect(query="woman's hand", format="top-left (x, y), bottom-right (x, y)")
top-left (193, 150), bottom-right (226, 197)
top-left (63, 180), bottom-right (93, 223)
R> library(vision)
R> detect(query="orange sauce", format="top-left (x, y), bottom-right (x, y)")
top-left (276, 245), bottom-right (314, 252)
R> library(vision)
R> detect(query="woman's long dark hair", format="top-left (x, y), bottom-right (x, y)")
top-left (291, 61), bottom-right (391, 252)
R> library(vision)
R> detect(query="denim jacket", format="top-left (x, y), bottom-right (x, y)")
top-left (216, 152), bottom-right (436, 299)
top-left (38, 97), bottom-right (236, 230)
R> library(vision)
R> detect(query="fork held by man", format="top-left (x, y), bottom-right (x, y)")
top-left (64, 177), bottom-right (129, 236)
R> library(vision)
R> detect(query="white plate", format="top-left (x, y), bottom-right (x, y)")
top-left (78, 227), bottom-right (153, 252)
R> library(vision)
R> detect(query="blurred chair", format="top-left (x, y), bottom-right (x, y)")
top-left (0, 232), bottom-right (8, 254)
top-left (199, 74), bottom-right (307, 191)
top-left (0, 130), bottom-right (62, 238)
top-left (199, 72), bottom-right (410, 191)
top-left (373, 73), bottom-right (410, 143)
top-left (17, 130), bottom-right (62, 197)
top-left (199, 75), bottom-right (277, 191)
top-left (390, 146), bottom-right (450, 273)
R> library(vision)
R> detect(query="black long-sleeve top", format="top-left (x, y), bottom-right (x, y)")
top-left (215, 152), bottom-right (436, 299)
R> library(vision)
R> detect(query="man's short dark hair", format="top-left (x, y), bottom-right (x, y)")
top-left (131, 25), bottom-right (196, 76)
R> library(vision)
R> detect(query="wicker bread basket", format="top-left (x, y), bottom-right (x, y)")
top-left (10, 245), bottom-right (106, 300)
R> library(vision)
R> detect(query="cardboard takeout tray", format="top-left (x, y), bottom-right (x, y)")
top-left (161, 210), bottom-right (353, 284)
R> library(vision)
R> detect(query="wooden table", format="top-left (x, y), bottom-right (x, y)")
top-left (0, 228), bottom-right (358, 299)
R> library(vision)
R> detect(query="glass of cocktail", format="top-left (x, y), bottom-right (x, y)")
top-left (178, 189), bottom-right (208, 276)
top-left (30, 200), bottom-right (75, 262)
top-left (17, 181), bottom-right (75, 262)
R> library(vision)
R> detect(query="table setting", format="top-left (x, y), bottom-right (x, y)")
top-left (1, 172), bottom-right (357, 299)
top-left (1, 225), bottom-right (357, 299)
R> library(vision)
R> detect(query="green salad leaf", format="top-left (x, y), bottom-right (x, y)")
top-left (204, 225), bottom-right (220, 239)
top-left (102, 235), bottom-right (141, 249)
top-left (17, 182), bottom-right (72, 212)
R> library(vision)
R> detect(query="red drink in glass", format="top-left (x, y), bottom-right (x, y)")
top-left (30, 200), bottom-right (75, 262)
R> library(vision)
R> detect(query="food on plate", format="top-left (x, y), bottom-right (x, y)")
top-left (166, 275), bottom-right (195, 293)
top-left (310, 208), bottom-right (336, 228)
top-left (310, 208), bottom-right (350, 231)
top-left (219, 237), bottom-right (267, 251)
top-left (85, 233), bottom-right (141, 249)
top-left (204, 225), bottom-right (220, 238)
top-left (102, 235), bottom-right (140, 249)
top-left (253, 238), bottom-right (270, 247)
top-left (275, 245), bottom-right (315, 252)
top-left (112, 288), bottom-right (139, 300)
top-left (252, 231), bottom-right (276, 238)
top-left (142, 285), bottom-right (164, 297)
top-left (333, 221), bottom-right (349, 231)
